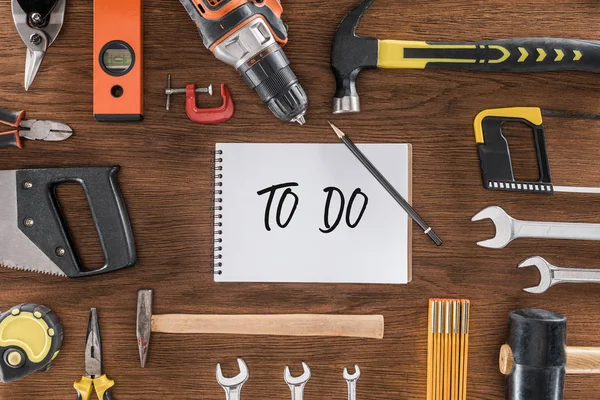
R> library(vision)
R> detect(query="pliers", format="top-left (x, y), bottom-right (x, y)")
top-left (11, 0), bottom-right (66, 90)
top-left (74, 309), bottom-right (115, 400)
top-left (0, 107), bottom-right (72, 149)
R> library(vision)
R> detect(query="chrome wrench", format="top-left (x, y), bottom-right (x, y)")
top-left (284, 362), bottom-right (311, 400)
top-left (472, 206), bottom-right (600, 249)
top-left (216, 358), bottom-right (249, 400)
top-left (519, 256), bottom-right (600, 293)
top-left (343, 365), bottom-right (360, 400)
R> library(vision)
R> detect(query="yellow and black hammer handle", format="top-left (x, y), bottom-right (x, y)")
top-left (378, 38), bottom-right (600, 71)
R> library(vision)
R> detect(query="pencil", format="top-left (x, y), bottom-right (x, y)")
top-left (329, 122), bottom-right (442, 246)
top-left (427, 300), bottom-right (435, 400)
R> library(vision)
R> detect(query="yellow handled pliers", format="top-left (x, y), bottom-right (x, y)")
top-left (74, 308), bottom-right (115, 400)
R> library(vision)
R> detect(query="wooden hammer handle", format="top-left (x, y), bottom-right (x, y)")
top-left (152, 314), bottom-right (384, 339)
top-left (500, 344), bottom-right (600, 375)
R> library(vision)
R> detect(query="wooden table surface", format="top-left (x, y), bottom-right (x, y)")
top-left (1, 1), bottom-right (600, 399)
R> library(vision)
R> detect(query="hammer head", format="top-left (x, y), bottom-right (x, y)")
top-left (136, 289), bottom-right (153, 368)
top-left (331, 0), bottom-right (379, 114)
top-left (505, 309), bottom-right (567, 400)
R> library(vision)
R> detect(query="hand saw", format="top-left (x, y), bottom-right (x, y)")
top-left (0, 166), bottom-right (137, 277)
top-left (474, 107), bottom-right (600, 194)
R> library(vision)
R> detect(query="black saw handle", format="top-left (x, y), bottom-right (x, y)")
top-left (16, 166), bottom-right (136, 278)
top-left (383, 38), bottom-right (600, 72)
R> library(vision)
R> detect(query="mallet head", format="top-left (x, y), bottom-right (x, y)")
top-left (331, 0), bottom-right (379, 114)
top-left (136, 289), bottom-right (153, 368)
top-left (502, 309), bottom-right (567, 400)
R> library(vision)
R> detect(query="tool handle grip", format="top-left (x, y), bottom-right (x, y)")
top-left (566, 347), bottom-right (600, 374)
top-left (0, 108), bottom-right (24, 127)
top-left (0, 131), bottom-right (22, 149)
top-left (74, 377), bottom-right (93, 400)
top-left (379, 38), bottom-right (600, 72)
top-left (152, 314), bottom-right (384, 339)
top-left (500, 345), bottom-right (600, 375)
top-left (16, 167), bottom-right (136, 277)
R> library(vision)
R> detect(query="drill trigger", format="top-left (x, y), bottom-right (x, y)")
top-left (186, 83), bottom-right (235, 124)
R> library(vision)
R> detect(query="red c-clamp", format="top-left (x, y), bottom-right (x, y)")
top-left (186, 83), bottom-right (234, 124)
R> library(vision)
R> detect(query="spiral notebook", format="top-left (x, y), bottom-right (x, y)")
top-left (213, 143), bottom-right (413, 284)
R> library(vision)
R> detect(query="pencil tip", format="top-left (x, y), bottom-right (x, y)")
top-left (328, 121), bottom-right (345, 139)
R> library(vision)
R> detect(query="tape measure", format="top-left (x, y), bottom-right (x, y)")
top-left (0, 304), bottom-right (63, 383)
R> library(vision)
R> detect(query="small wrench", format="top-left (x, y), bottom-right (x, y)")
top-left (519, 256), bottom-right (600, 293)
top-left (284, 362), bottom-right (311, 400)
top-left (472, 206), bottom-right (600, 249)
top-left (216, 358), bottom-right (249, 400)
top-left (343, 365), bottom-right (360, 400)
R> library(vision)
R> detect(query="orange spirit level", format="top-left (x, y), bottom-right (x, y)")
top-left (93, 0), bottom-right (143, 121)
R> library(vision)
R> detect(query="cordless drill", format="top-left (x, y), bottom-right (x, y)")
top-left (180, 0), bottom-right (308, 125)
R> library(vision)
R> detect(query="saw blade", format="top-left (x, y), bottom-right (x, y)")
top-left (0, 171), bottom-right (67, 277)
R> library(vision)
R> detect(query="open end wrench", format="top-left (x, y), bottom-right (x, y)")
top-left (472, 206), bottom-right (600, 249)
top-left (519, 256), bottom-right (600, 294)
top-left (343, 365), bottom-right (360, 400)
top-left (216, 358), bottom-right (249, 400)
top-left (284, 362), bottom-right (311, 400)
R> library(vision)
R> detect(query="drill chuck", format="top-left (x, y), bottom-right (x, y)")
top-left (239, 44), bottom-right (307, 124)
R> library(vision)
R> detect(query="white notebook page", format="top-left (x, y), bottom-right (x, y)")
top-left (214, 143), bottom-right (412, 284)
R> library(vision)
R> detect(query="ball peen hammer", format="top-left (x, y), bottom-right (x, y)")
top-left (332, 0), bottom-right (600, 114)
top-left (136, 290), bottom-right (384, 367)
top-left (499, 309), bottom-right (600, 400)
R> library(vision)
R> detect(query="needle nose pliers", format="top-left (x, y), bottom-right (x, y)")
top-left (74, 309), bottom-right (115, 400)
top-left (0, 107), bottom-right (72, 149)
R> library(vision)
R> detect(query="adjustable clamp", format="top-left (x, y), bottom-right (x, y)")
top-left (164, 74), bottom-right (234, 124)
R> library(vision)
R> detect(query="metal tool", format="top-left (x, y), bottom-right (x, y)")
top-left (0, 167), bottom-right (137, 277)
top-left (500, 309), bottom-right (600, 400)
top-left (519, 256), bottom-right (600, 294)
top-left (216, 358), bottom-right (249, 400)
top-left (136, 290), bottom-right (384, 367)
top-left (0, 107), bottom-right (72, 149)
top-left (165, 75), bottom-right (234, 124)
top-left (12, 0), bottom-right (66, 90)
top-left (74, 308), bottom-right (115, 400)
top-left (475, 107), bottom-right (600, 194)
top-left (165, 75), bottom-right (212, 111)
top-left (179, 0), bottom-right (308, 124)
top-left (343, 365), bottom-right (360, 400)
top-left (0, 303), bottom-right (63, 382)
top-left (331, 0), bottom-right (600, 114)
top-left (472, 206), bottom-right (600, 249)
top-left (284, 362), bottom-right (311, 400)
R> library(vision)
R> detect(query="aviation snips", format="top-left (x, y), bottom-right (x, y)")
top-left (11, 0), bottom-right (66, 90)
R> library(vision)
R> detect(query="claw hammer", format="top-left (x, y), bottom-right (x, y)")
top-left (332, 0), bottom-right (600, 114)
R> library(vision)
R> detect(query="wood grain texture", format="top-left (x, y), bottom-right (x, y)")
top-left (0, 0), bottom-right (600, 399)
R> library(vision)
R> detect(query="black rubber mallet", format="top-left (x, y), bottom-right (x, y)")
top-left (500, 309), bottom-right (600, 400)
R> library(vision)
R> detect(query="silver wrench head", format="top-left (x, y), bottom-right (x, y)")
top-left (471, 206), bottom-right (515, 249)
top-left (284, 362), bottom-right (311, 386)
top-left (343, 364), bottom-right (360, 381)
top-left (216, 358), bottom-right (249, 388)
top-left (518, 256), bottom-right (553, 294)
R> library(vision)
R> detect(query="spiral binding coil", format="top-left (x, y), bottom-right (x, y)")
top-left (212, 150), bottom-right (223, 275)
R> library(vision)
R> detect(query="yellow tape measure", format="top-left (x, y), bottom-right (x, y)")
top-left (0, 304), bottom-right (63, 382)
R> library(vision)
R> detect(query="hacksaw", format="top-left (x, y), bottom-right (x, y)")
top-left (474, 107), bottom-right (600, 194)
